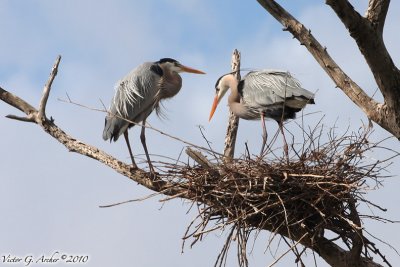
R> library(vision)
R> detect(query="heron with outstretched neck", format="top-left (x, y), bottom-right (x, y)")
top-left (103, 58), bottom-right (205, 174)
top-left (209, 70), bottom-right (315, 156)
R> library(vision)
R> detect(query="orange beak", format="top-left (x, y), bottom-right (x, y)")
top-left (208, 95), bottom-right (219, 122)
top-left (179, 65), bottom-right (206, 74)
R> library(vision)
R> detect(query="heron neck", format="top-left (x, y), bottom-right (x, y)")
top-left (225, 74), bottom-right (240, 104)
top-left (160, 68), bottom-right (182, 98)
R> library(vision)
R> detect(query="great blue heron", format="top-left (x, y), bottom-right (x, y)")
top-left (208, 70), bottom-right (315, 156)
top-left (103, 58), bottom-right (205, 173)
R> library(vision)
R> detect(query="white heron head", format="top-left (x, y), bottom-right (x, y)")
top-left (209, 74), bottom-right (233, 121)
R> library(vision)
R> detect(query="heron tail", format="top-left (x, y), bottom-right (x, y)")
top-left (103, 115), bottom-right (129, 142)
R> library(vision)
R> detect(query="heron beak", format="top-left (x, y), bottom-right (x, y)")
top-left (208, 95), bottom-right (219, 122)
top-left (179, 65), bottom-right (206, 74)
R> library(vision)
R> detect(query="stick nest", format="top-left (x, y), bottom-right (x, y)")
top-left (156, 126), bottom-right (396, 266)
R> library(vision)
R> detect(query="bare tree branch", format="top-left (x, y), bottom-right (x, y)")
top-left (365, 0), bottom-right (391, 33)
top-left (0, 87), bottom-right (37, 121)
top-left (256, 0), bottom-right (400, 139)
top-left (38, 55), bottom-right (61, 123)
top-left (325, 0), bottom-right (400, 112)
top-left (186, 147), bottom-right (216, 170)
top-left (223, 49), bottom-right (241, 162)
top-left (5, 114), bottom-right (36, 123)
top-left (256, 1), bottom-right (379, 122)
top-left (349, 198), bottom-right (363, 261)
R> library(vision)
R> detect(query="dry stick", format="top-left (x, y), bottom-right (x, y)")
top-left (99, 192), bottom-right (160, 208)
top-left (198, 125), bottom-right (220, 163)
top-left (1, 89), bottom-right (37, 123)
top-left (223, 49), bottom-right (241, 162)
top-left (38, 55), bottom-right (61, 123)
top-left (5, 114), bottom-right (35, 122)
top-left (186, 147), bottom-right (216, 170)
top-left (0, 88), bottom-right (34, 115)
top-left (267, 233), bottom-right (308, 267)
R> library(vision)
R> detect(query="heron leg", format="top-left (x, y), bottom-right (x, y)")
top-left (278, 121), bottom-right (289, 159)
top-left (260, 114), bottom-right (267, 156)
top-left (140, 120), bottom-right (155, 176)
top-left (124, 130), bottom-right (138, 169)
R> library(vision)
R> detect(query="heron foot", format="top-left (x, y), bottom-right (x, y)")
top-left (127, 162), bottom-right (138, 172)
top-left (146, 160), bottom-right (157, 180)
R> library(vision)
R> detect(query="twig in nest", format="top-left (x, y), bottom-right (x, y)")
top-left (153, 124), bottom-right (398, 267)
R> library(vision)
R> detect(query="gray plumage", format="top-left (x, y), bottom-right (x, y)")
top-left (103, 58), bottom-right (205, 171)
top-left (103, 61), bottom-right (178, 142)
top-left (238, 70), bottom-right (315, 121)
top-left (209, 69), bottom-right (315, 156)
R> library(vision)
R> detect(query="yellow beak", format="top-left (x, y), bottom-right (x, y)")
top-left (208, 95), bottom-right (219, 122)
top-left (179, 65), bottom-right (206, 74)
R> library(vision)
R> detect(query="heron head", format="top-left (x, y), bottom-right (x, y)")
top-left (157, 58), bottom-right (205, 74)
top-left (209, 74), bottom-right (231, 121)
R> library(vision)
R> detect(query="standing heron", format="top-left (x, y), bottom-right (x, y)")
top-left (208, 70), bottom-right (315, 156)
top-left (103, 58), bottom-right (205, 173)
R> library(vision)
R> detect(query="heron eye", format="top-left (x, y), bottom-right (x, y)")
top-left (215, 88), bottom-right (220, 93)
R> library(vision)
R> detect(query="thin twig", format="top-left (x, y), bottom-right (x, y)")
top-left (267, 233), bottom-right (308, 267)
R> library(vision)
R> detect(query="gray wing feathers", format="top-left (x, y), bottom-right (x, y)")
top-left (242, 70), bottom-right (314, 108)
top-left (113, 62), bottom-right (160, 118)
top-left (103, 62), bottom-right (161, 142)
top-left (102, 111), bottom-right (129, 141)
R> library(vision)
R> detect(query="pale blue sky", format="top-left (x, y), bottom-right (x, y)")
top-left (1, 1), bottom-right (399, 266)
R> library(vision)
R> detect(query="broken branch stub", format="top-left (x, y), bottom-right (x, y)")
top-left (223, 49), bottom-right (241, 162)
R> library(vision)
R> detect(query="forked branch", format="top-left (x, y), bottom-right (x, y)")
top-left (365, 0), bottom-right (390, 32)
top-left (256, 0), bottom-right (400, 139)
top-left (325, 0), bottom-right (400, 110)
